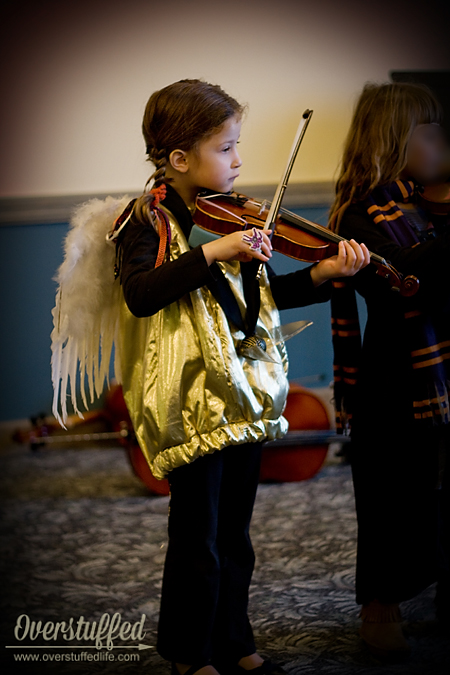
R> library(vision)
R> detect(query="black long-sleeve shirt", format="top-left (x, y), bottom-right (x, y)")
top-left (338, 203), bottom-right (450, 313)
top-left (119, 185), bottom-right (331, 318)
top-left (336, 201), bottom-right (450, 428)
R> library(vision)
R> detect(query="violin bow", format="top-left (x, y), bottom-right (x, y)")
top-left (256, 109), bottom-right (313, 279)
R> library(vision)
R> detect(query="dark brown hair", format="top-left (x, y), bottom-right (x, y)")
top-left (329, 81), bottom-right (442, 232)
top-left (135, 79), bottom-right (244, 223)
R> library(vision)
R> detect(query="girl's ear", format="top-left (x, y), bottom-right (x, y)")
top-left (169, 149), bottom-right (189, 173)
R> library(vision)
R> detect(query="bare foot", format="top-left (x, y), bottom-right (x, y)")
top-left (238, 653), bottom-right (264, 670)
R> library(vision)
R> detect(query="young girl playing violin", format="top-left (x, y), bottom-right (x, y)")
top-left (329, 81), bottom-right (450, 660)
top-left (109, 79), bottom-right (369, 675)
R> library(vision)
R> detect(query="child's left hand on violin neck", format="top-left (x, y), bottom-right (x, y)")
top-left (309, 239), bottom-right (370, 287)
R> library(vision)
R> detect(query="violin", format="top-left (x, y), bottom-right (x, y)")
top-left (418, 181), bottom-right (450, 215)
top-left (193, 191), bottom-right (420, 297)
top-left (418, 149), bottom-right (450, 215)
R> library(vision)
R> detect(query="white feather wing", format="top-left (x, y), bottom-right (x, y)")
top-left (51, 195), bottom-right (131, 426)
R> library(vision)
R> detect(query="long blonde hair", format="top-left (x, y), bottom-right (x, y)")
top-left (329, 82), bottom-right (442, 231)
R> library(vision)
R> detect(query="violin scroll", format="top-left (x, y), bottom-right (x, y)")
top-left (400, 274), bottom-right (420, 297)
top-left (373, 260), bottom-right (419, 297)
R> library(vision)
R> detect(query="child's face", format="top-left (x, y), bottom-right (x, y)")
top-left (403, 123), bottom-right (447, 185)
top-left (187, 114), bottom-right (242, 194)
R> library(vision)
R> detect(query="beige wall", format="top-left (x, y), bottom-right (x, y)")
top-left (0, 0), bottom-right (448, 198)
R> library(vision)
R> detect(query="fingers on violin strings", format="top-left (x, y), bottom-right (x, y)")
top-left (361, 243), bottom-right (370, 266)
top-left (348, 239), bottom-right (365, 268)
top-left (352, 240), bottom-right (368, 269)
top-left (341, 240), bottom-right (355, 267)
top-left (338, 240), bottom-right (348, 258)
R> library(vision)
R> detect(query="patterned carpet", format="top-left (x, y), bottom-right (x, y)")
top-left (0, 441), bottom-right (448, 675)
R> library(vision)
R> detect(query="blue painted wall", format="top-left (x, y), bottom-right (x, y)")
top-left (269, 207), bottom-right (333, 386)
top-left (0, 222), bottom-right (68, 421)
top-left (0, 206), bottom-right (367, 422)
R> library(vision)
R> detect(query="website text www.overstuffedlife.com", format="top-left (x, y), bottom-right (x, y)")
top-left (5, 612), bottom-right (154, 665)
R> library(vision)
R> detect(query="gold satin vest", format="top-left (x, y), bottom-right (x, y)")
top-left (117, 209), bottom-right (289, 479)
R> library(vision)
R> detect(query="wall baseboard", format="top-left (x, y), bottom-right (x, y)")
top-left (0, 182), bottom-right (334, 226)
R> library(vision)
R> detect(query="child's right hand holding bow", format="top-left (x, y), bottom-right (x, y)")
top-left (202, 229), bottom-right (273, 265)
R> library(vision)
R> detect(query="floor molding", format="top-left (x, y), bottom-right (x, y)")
top-left (0, 182), bottom-right (334, 226)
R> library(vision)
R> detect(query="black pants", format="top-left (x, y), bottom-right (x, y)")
top-left (350, 423), bottom-right (449, 606)
top-left (157, 441), bottom-right (262, 664)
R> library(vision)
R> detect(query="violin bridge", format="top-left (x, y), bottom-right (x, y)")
top-left (258, 200), bottom-right (268, 216)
